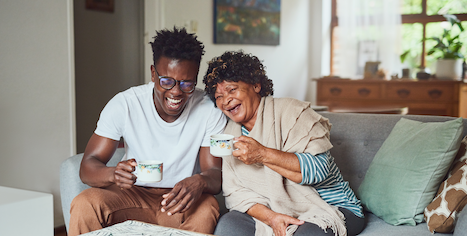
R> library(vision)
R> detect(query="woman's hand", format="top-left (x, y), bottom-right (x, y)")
top-left (232, 136), bottom-right (268, 165)
top-left (247, 204), bottom-right (304, 236)
top-left (232, 136), bottom-right (304, 183)
top-left (114, 159), bottom-right (137, 189)
top-left (268, 213), bottom-right (305, 236)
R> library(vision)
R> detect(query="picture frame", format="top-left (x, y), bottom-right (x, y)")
top-left (214, 0), bottom-right (281, 45)
top-left (86, 0), bottom-right (114, 13)
top-left (363, 61), bottom-right (381, 79)
top-left (357, 40), bottom-right (378, 75)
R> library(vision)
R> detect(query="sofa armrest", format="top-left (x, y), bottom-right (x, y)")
top-left (454, 208), bottom-right (467, 236)
top-left (60, 148), bottom-right (125, 231)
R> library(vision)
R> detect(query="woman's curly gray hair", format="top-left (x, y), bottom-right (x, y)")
top-left (203, 50), bottom-right (274, 105)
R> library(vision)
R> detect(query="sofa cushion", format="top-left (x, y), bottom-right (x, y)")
top-left (358, 212), bottom-right (436, 236)
top-left (425, 136), bottom-right (467, 233)
top-left (358, 118), bottom-right (463, 226)
top-left (453, 206), bottom-right (467, 236)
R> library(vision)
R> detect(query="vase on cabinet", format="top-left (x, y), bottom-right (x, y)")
top-left (436, 59), bottom-right (464, 81)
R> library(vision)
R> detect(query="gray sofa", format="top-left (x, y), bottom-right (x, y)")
top-left (60, 112), bottom-right (467, 235)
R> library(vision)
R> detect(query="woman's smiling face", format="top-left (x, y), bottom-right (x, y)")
top-left (214, 80), bottom-right (261, 131)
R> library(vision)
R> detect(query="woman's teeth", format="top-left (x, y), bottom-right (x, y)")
top-left (229, 104), bottom-right (240, 114)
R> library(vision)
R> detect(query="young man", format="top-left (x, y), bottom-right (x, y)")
top-left (68, 28), bottom-right (227, 236)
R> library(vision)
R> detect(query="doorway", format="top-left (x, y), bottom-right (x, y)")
top-left (74, 0), bottom-right (145, 153)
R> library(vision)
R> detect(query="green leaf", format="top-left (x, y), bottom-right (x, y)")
top-left (400, 50), bottom-right (410, 63)
top-left (408, 14), bottom-right (465, 61)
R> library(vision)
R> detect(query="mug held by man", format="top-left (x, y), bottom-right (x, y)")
top-left (210, 134), bottom-right (235, 157)
top-left (136, 160), bottom-right (163, 183)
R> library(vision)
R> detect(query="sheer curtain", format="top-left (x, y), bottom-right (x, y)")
top-left (336, 0), bottom-right (402, 79)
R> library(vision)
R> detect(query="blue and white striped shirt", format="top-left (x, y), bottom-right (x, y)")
top-left (241, 126), bottom-right (363, 218)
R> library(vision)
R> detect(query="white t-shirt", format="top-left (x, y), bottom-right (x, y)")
top-left (95, 82), bottom-right (227, 188)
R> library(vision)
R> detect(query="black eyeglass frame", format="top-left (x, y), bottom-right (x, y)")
top-left (153, 66), bottom-right (197, 93)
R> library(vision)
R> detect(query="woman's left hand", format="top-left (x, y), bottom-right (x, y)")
top-left (232, 136), bottom-right (268, 165)
top-left (268, 213), bottom-right (305, 236)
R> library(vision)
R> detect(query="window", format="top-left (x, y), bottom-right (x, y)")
top-left (331, 0), bottom-right (467, 77)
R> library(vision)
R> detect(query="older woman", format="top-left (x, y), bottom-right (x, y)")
top-left (203, 51), bottom-right (364, 236)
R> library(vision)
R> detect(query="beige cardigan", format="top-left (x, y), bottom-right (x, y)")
top-left (223, 96), bottom-right (346, 236)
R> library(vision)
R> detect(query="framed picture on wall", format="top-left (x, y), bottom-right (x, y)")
top-left (214, 0), bottom-right (281, 45)
top-left (86, 0), bottom-right (114, 13)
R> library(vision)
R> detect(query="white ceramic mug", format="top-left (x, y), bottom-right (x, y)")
top-left (210, 134), bottom-right (235, 157)
top-left (136, 160), bottom-right (163, 183)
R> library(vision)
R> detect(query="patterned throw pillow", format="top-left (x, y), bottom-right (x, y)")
top-left (425, 136), bottom-right (467, 233)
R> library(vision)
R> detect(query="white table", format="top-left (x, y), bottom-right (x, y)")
top-left (0, 186), bottom-right (53, 236)
top-left (81, 220), bottom-right (213, 236)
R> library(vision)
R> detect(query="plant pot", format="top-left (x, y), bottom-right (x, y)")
top-left (436, 59), bottom-right (463, 80)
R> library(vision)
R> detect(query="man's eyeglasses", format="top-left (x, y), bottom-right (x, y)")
top-left (154, 66), bottom-right (196, 93)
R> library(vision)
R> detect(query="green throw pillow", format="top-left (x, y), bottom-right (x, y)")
top-left (358, 117), bottom-right (463, 226)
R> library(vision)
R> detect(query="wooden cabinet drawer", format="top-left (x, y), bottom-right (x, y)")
top-left (319, 83), bottom-right (381, 99)
top-left (315, 78), bottom-right (464, 117)
top-left (385, 84), bottom-right (455, 102)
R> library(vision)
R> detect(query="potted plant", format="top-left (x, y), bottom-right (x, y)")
top-left (401, 14), bottom-right (465, 80)
top-left (427, 14), bottom-right (465, 80)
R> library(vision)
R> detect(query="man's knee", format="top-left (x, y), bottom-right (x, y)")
top-left (202, 194), bottom-right (220, 211)
top-left (70, 187), bottom-right (118, 218)
top-left (179, 194), bottom-right (220, 234)
top-left (191, 193), bottom-right (220, 218)
top-left (71, 188), bottom-right (106, 209)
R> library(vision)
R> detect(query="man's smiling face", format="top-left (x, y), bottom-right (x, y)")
top-left (151, 56), bottom-right (199, 123)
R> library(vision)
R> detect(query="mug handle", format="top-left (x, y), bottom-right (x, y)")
top-left (232, 140), bottom-right (239, 151)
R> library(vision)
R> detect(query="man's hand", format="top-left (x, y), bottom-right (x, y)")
top-left (232, 136), bottom-right (268, 165)
top-left (160, 174), bottom-right (206, 215)
top-left (268, 212), bottom-right (304, 236)
top-left (114, 159), bottom-right (137, 189)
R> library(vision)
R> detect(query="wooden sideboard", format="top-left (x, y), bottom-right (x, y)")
top-left (316, 78), bottom-right (467, 118)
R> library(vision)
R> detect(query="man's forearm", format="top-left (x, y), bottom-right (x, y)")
top-left (80, 156), bottom-right (115, 188)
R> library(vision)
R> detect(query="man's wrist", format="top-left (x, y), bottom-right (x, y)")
top-left (199, 168), bottom-right (222, 194)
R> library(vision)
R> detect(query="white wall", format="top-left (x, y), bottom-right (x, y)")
top-left (146, 0), bottom-right (330, 102)
top-left (0, 0), bottom-right (75, 228)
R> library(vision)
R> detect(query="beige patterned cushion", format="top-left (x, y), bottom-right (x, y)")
top-left (425, 135), bottom-right (467, 233)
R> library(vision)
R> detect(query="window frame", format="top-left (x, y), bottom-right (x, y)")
top-left (330, 0), bottom-right (467, 74)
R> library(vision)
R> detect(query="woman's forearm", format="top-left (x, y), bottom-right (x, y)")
top-left (261, 148), bottom-right (303, 183)
top-left (247, 203), bottom-right (276, 226)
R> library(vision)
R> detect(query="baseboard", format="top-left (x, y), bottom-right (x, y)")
top-left (54, 225), bottom-right (67, 235)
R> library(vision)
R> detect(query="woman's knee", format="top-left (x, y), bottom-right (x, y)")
top-left (214, 211), bottom-right (255, 236)
top-left (294, 222), bottom-right (334, 236)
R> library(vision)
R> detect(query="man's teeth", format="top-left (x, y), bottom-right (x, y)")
top-left (167, 98), bottom-right (181, 104)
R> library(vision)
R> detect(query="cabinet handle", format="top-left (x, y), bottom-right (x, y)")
top-left (397, 89), bottom-right (410, 98)
top-left (330, 87), bottom-right (342, 96)
top-left (428, 89), bottom-right (442, 99)
top-left (358, 88), bottom-right (371, 97)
